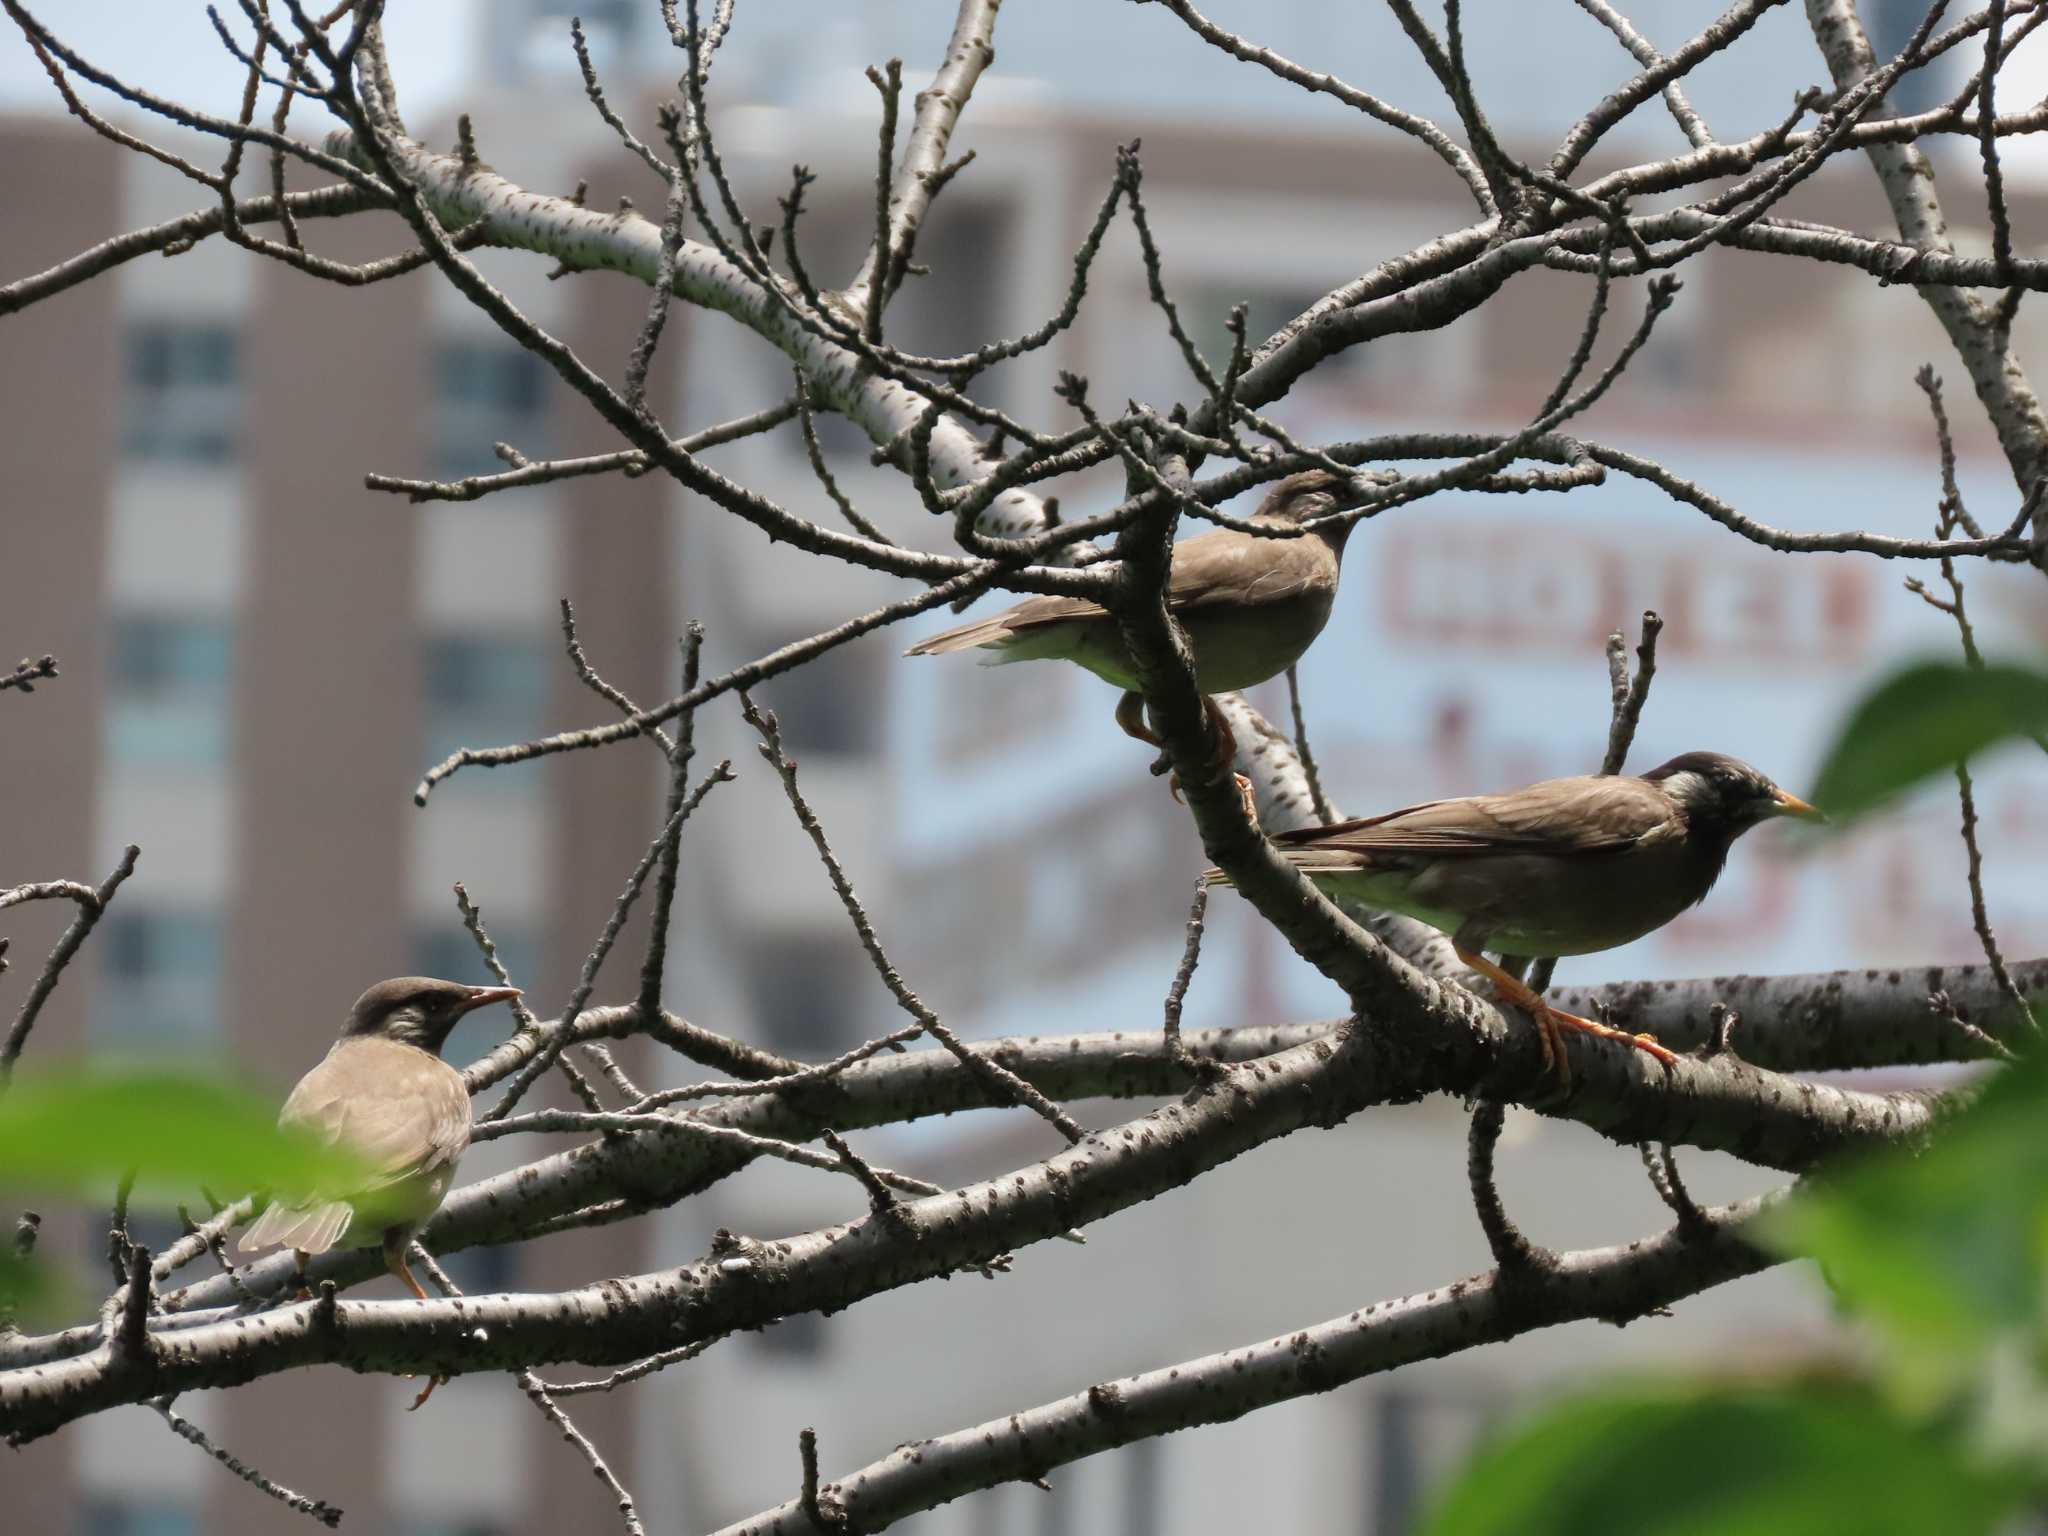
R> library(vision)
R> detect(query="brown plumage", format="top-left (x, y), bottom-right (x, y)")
top-left (907, 470), bottom-right (1355, 817)
top-left (240, 977), bottom-right (520, 1299)
top-left (1208, 752), bottom-right (1820, 1080)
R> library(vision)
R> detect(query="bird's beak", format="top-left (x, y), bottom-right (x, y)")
top-left (1771, 788), bottom-right (1825, 822)
top-left (458, 985), bottom-right (523, 1014)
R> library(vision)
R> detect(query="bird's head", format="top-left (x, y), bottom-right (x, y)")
top-left (1253, 469), bottom-right (1355, 551)
top-left (341, 976), bottom-right (522, 1054)
top-left (1642, 751), bottom-right (1821, 840)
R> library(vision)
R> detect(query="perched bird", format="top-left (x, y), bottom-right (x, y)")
top-left (1206, 752), bottom-right (1820, 1081)
top-left (906, 469), bottom-right (1355, 809)
top-left (240, 977), bottom-right (520, 1301)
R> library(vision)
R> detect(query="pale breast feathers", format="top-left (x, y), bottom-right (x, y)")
top-left (280, 1043), bottom-right (472, 1195)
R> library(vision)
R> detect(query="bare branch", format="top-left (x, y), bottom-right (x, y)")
top-left (713, 1193), bottom-right (1781, 1535)
top-left (366, 397), bottom-right (800, 504)
top-left (483, 764), bottom-right (732, 1123)
top-left (1145, 0), bottom-right (1495, 212)
top-left (741, 693), bottom-right (1086, 1144)
top-left (1466, 1100), bottom-right (1555, 1274)
top-left (1280, 666), bottom-right (1335, 827)
top-left (0, 656), bottom-right (57, 694)
top-left (0, 846), bottom-right (139, 1092)
top-left (840, 0), bottom-right (998, 322)
top-left (154, 1396), bottom-right (342, 1527)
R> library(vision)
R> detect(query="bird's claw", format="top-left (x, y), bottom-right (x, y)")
top-left (1166, 770), bottom-right (1259, 824)
top-left (407, 1373), bottom-right (447, 1411)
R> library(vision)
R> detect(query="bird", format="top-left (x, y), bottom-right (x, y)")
top-left (240, 976), bottom-right (520, 1394)
top-left (1205, 752), bottom-right (1821, 1082)
top-left (905, 469), bottom-right (1355, 813)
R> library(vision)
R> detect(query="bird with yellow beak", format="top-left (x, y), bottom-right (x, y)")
top-left (1208, 751), bottom-right (1821, 1083)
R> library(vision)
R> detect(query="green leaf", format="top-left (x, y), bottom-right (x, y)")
top-left (1809, 660), bottom-right (2048, 822)
top-left (0, 1065), bottom-right (370, 1208)
top-left (0, 1243), bottom-right (56, 1317)
top-left (1420, 1382), bottom-right (2022, 1536)
top-left (1759, 1047), bottom-right (2048, 1390)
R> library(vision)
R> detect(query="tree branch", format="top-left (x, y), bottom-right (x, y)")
top-left (713, 1193), bottom-right (1781, 1535)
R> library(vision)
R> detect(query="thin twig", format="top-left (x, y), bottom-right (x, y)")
top-left (541, 1335), bottom-right (723, 1396)
top-left (861, 59), bottom-right (903, 343)
top-left (1160, 886), bottom-right (1220, 1082)
top-left (1282, 665), bottom-right (1335, 826)
top-left (413, 1250), bottom-right (645, 1534)
top-left (1638, 1143), bottom-right (1710, 1233)
top-left (1465, 1101), bottom-right (1554, 1274)
top-left (0, 846), bottom-right (140, 1092)
top-left (455, 882), bottom-right (606, 1112)
top-left (740, 693), bottom-right (1086, 1144)
top-left (795, 374), bottom-right (893, 544)
top-left (155, 1395), bottom-right (343, 1526)
top-left (623, 1024), bottom-right (923, 1112)
top-left (821, 1129), bottom-right (900, 1219)
top-left (0, 656), bottom-right (57, 694)
top-left (483, 765), bottom-right (733, 1123)
top-left (1600, 609), bottom-right (1664, 776)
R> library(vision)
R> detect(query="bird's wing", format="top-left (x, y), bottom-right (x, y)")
top-left (903, 529), bottom-right (1320, 655)
top-left (1275, 776), bottom-right (1675, 860)
top-left (278, 1040), bottom-right (473, 1196)
top-left (1163, 528), bottom-right (1325, 612)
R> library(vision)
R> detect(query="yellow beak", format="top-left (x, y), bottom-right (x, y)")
top-left (1772, 788), bottom-right (1825, 822)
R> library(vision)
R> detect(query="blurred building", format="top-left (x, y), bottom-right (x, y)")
top-left (2, 5), bottom-right (2045, 1533)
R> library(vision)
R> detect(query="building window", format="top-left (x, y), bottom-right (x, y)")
top-left (121, 321), bottom-right (239, 465)
top-left (105, 614), bottom-right (233, 768)
top-left (413, 925), bottom-right (540, 1069)
top-left (741, 638), bottom-right (880, 756)
top-left (1191, 285), bottom-right (1341, 382)
top-left (742, 936), bottom-right (863, 1056)
top-left (750, 1310), bottom-right (826, 1360)
top-left (78, 1499), bottom-right (200, 1536)
top-left (431, 1241), bottom-right (519, 1297)
top-left (422, 632), bottom-right (551, 784)
top-left (92, 909), bottom-right (223, 1052)
top-left (434, 340), bottom-right (551, 479)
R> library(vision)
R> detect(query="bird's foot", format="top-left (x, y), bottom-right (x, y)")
top-left (1114, 690), bottom-right (1161, 746)
top-left (407, 1373), bottom-right (447, 1411)
top-left (1454, 947), bottom-right (1678, 1090)
top-left (1167, 769), bottom-right (1259, 824)
top-left (1534, 1003), bottom-right (1680, 1091)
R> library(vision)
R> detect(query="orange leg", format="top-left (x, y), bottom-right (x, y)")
top-left (1115, 690), bottom-right (1159, 746)
top-left (1454, 947), bottom-right (1678, 1088)
top-left (1144, 694), bottom-right (1256, 824)
top-left (384, 1232), bottom-right (446, 1411)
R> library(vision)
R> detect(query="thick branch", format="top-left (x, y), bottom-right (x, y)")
top-left (715, 1195), bottom-right (1779, 1534)
top-left (839, 0), bottom-right (998, 320)
top-left (321, 127), bottom-right (1050, 539)
top-left (1806, 0), bottom-right (2048, 534)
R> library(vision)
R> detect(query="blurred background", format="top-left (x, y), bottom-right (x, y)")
top-left (3, 2), bottom-right (2045, 1531)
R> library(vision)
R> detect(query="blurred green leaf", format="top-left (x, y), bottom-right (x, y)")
top-left (0, 1242), bottom-right (56, 1317)
top-left (1420, 1382), bottom-right (2022, 1536)
top-left (0, 1066), bottom-right (368, 1207)
top-left (1809, 660), bottom-right (2048, 822)
top-left (1760, 1047), bottom-right (2048, 1389)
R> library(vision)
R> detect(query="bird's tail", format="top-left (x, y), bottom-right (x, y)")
top-left (239, 1198), bottom-right (355, 1256)
top-left (902, 615), bottom-right (1015, 657)
top-left (1201, 844), bottom-right (1362, 889)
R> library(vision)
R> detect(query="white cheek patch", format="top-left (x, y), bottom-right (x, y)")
top-left (1659, 770), bottom-right (1712, 808)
